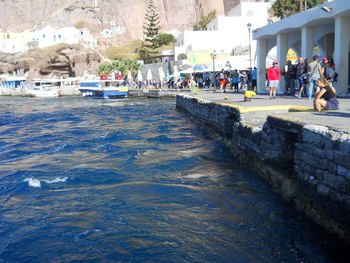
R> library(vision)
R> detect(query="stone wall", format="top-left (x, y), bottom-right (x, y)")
top-left (176, 94), bottom-right (350, 242)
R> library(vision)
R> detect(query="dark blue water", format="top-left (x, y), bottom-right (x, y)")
top-left (0, 97), bottom-right (347, 262)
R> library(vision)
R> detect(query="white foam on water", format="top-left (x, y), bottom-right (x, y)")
top-left (23, 178), bottom-right (41, 188)
top-left (184, 173), bottom-right (207, 179)
top-left (23, 176), bottom-right (68, 188)
top-left (42, 177), bottom-right (68, 184)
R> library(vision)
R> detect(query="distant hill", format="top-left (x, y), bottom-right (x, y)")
top-left (0, 0), bottom-right (226, 42)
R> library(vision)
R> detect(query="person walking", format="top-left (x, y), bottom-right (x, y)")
top-left (322, 58), bottom-right (336, 86)
top-left (251, 67), bottom-right (257, 91)
top-left (219, 69), bottom-right (226, 93)
top-left (284, 60), bottom-right (295, 95)
top-left (295, 58), bottom-right (310, 98)
top-left (295, 57), bottom-right (305, 97)
top-left (267, 61), bottom-right (280, 99)
top-left (232, 69), bottom-right (239, 93)
top-left (308, 55), bottom-right (323, 99)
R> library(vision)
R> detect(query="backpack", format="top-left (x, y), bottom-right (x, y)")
top-left (324, 66), bottom-right (335, 80)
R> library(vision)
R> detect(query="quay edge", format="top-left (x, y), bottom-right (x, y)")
top-left (176, 93), bottom-right (350, 243)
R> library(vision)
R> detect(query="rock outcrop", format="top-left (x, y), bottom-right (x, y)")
top-left (1, 44), bottom-right (102, 80)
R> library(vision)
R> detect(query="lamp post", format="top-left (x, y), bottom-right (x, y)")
top-left (247, 22), bottom-right (252, 68)
top-left (211, 51), bottom-right (217, 89)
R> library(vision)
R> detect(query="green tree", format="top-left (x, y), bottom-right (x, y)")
top-left (154, 33), bottom-right (176, 47)
top-left (113, 58), bottom-right (140, 89)
top-left (111, 60), bottom-right (125, 74)
top-left (96, 63), bottom-right (113, 76)
top-left (140, 0), bottom-right (162, 59)
top-left (272, 0), bottom-right (326, 19)
top-left (193, 10), bottom-right (217, 31)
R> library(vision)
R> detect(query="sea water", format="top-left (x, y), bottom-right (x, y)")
top-left (0, 97), bottom-right (347, 262)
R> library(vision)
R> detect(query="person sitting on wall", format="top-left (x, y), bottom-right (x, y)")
top-left (314, 78), bottom-right (339, 112)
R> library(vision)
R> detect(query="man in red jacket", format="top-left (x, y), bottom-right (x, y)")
top-left (267, 61), bottom-right (280, 99)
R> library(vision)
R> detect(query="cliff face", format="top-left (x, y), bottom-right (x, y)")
top-left (0, 0), bottom-right (225, 40)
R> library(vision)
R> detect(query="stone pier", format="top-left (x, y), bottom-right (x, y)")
top-left (176, 92), bottom-right (350, 242)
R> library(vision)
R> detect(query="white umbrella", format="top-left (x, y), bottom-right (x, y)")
top-left (180, 67), bottom-right (194, 74)
top-left (158, 67), bottom-right (165, 80)
top-left (137, 70), bottom-right (143, 82)
top-left (127, 70), bottom-right (132, 80)
top-left (146, 68), bottom-right (152, 81)
top-left (173, 66), bottom-right (179, 82)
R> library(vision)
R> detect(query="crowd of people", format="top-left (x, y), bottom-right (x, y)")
top-left (267, 55), bottom-right (339, 111)
top-left (134, 68), bottom-right (259, 93)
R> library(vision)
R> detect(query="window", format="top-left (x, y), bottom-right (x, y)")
top-left (43, 34), bottom-right (46, 39)
top-left (247, 10), bottom-right (254, 16)
top-left (58, 35), bottom-right (62, 40)
top-left (54, 35), bottom-right (56, 41)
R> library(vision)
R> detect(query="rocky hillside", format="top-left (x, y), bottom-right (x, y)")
top-left (0, 0), bottom-right (226, 41)
top-left (0, 44), bottom-right (102, 79)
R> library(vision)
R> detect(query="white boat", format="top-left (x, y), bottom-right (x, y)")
top-left (26, 79), bottom-right (61, 97)
top-left (79, 77), bottom-right (128, 98)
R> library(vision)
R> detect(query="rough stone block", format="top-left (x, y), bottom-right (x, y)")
top-left (326, 150), bottom-right (334, 161)
top-left (337, 165), bottom-right (350, 180)
top-left (327, 162), bottom-right (337, 174)
top-left (294, 150), bottom-right (304, 161)
top-left (325, 139), bottom-right (334, 151)
top-left (333, 150), bottom-right (350, 168)
top-left (317, 183), bottom-right (330, 196)
top-left (335, 176), bottom-right (346, 193)
top-left (303, 131), bottom-right (324, 145)
top-left (323, 171), bottom-right (336, 188)
top-left (304, 124), bottom-right (329, 134)
top-left (338, 134), bottom-right (350, 153)
top-left (313, 147), bottom-right (326, 159)
top-left (295, 143), bottom-right (304, 151)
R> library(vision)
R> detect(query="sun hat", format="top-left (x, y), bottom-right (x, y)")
top-left (322, 58), bottom-right (328, 63)
top-left (273, 60), bottom-right (278, 64)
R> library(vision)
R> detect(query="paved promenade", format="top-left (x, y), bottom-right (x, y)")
top-left (187, 90), bottom-right (350, 132)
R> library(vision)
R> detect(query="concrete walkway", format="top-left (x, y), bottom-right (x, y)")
top-left (187, 90), bottom-right (350, 132)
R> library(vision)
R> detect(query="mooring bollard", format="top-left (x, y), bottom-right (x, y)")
top-left (244, 90), bottom-right (256, 102)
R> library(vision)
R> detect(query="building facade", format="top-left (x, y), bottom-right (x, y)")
top-left (253, 0), bottom-right (350, 95)
top-left (175, 1), bottom-right (270, 70)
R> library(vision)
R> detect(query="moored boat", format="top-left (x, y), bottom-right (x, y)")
top-left (79, 78), bottom-right (128, 98)
top-left (26, 79), bottom-right (61, 98)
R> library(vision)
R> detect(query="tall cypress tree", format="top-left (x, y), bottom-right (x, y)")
top-left (140, 0), bottom-right (162, 59)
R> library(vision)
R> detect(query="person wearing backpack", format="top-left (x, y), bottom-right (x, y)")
top-left (308, 55), bottom-right (323, 100)
top-left (322, 58), bottom-right (335, 86)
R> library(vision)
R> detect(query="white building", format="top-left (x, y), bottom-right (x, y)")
top-left (78, 28), bottom-right (97, 48)
top-left (175, 1), bottom-right (270, 70)
top-left (0, 30), bottom-right (31, 53)
top-left (30, 26), bottom-right (80, 48)
top-left (253, 0), bottom-right (350, 95)
top-left (28, 26), bottom-right (97, 49)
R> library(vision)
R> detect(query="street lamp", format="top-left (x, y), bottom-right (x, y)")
top-left (211, 50), bottom-right (217, 88)
top-left (247, 22), bottom-right (252, 68)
